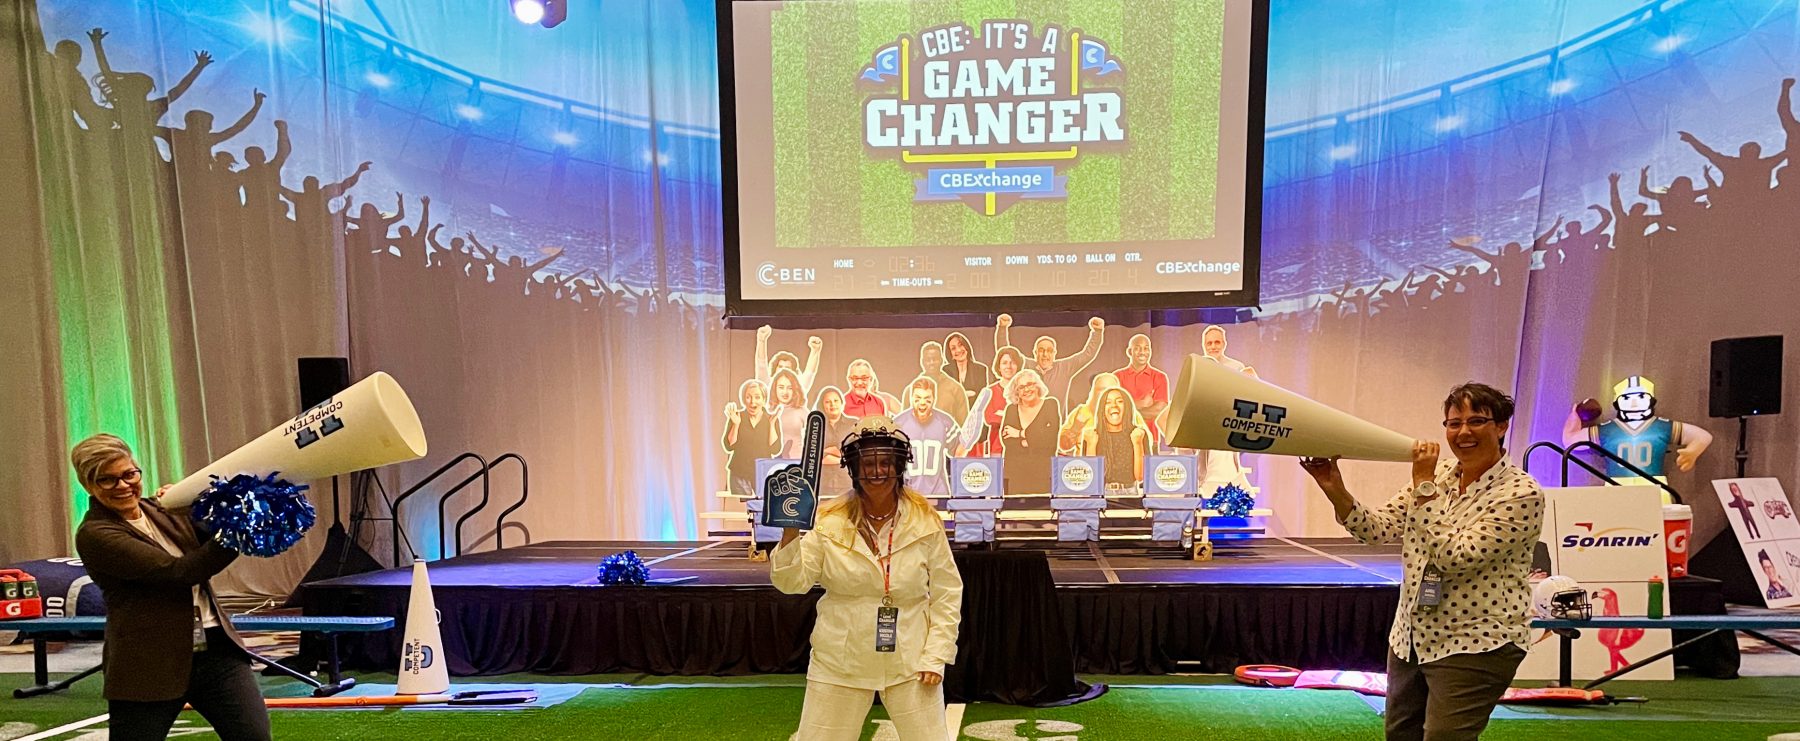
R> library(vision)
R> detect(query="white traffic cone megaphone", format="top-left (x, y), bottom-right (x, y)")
top-left (1165, 354), bottom-right (1415, 461)
top-left (160, 371), bottom-right (428, 508)
top-left (397, 559), bottom-right (450, 695)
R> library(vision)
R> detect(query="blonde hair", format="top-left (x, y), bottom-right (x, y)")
top-left (737, 378), bottom-right (767, 408)
top-left (70, 433), bottom-right (133, 491)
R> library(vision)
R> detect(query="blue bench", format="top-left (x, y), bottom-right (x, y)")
top-left (1532, 615), bottom-right (1800, 688)
top-left (8, 615), bottom-right (394, 699)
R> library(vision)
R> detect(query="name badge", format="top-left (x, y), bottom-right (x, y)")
top-left (193, 607), bottom-right (208, 653)
top-left (875, 606), bottom-right (899, 652)
top-left (1418, 566), bottom-right (1444, 611)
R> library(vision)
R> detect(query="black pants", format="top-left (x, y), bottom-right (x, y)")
top-left (1385, 644), bottom-right (1525, 741)
top-left (107, 628), bottom-right (272, 741)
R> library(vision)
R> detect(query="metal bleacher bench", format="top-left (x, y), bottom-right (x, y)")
top-left (1532, 615), bottom-right (1800, 689)
top-left (8, 615), bottom-right (395, 699)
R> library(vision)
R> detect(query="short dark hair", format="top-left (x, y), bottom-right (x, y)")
top-left (1759, 549), bottom-right (1773, 564)
top-left (1444, 382), bottom-right (1516, 424)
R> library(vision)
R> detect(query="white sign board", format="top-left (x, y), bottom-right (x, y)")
top-left (1712, 478), bottom-right (1800, 608)
top-left (1516, 486), bottom-right (1673, 681)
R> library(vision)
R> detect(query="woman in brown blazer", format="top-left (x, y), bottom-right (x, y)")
top-left (71, 434), bottom-right (271, 741)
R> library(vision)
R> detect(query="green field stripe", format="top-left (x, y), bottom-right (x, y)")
top-left (1169, 0), bottom-right (1225, 239)
top-left (908, 0), bottom-right (964, 246)
top-left (954, 0), bottom-right (1022, 246)
top-left (858, 3), bottom-right (916, 247)
top-left (1006, 0), bottom-right (1072, 247)
top-left (1060, 1), bottom-right (1124, 244)
top-left (806, 1), bottom-right (864, 248)
top-left (770, 2), bottom-right (810, 248)
top-left (1118, 2), bottom-right (1174, 242)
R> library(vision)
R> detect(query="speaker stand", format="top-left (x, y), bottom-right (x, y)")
top-left (1734, 416), bottom-right (1750, 479)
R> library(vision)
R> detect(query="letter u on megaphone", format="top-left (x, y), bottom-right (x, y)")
top-left (1165, 354), bottom-right (1413, 461)
top-left (159, 371), bottom-right (429, 508)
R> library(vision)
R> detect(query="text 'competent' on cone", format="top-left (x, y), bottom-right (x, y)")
top-left (1165, 354), bottom-right (1414, 461)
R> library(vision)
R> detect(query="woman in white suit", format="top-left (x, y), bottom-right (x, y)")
top-left (771, 415), bottom-right (964, 741)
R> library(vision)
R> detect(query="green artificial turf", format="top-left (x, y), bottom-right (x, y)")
top-left (1, 672), bottom-right (1797, 740)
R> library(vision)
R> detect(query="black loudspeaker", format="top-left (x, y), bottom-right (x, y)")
top-left (297, 357), bottom-right (351, 411)
top-left (1709, 336), bottom-right (1782, 418)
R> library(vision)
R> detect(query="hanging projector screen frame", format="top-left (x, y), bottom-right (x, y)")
top-left (717, 0), bottom-right (1270, 321)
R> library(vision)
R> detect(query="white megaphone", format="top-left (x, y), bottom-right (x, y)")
top-left (397, 559), bottom-right (450, 694)
top-left (159, 371), bottom-right (428, 508)
top-left (1165, 354), bottom-right (1414, 461)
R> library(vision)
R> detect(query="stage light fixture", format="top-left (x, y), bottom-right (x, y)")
top-left (538, 0), bottom-right (568, 28)
top-left (510, 0), bottom-right (567, 28)
top-left (512, 0), bottom-right (545, 24)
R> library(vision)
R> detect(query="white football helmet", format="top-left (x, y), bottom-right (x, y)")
top-left (1532, 575), bottom-right (1592, 620)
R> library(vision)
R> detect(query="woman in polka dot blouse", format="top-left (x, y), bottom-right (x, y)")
top-left (1301, 383), bottom-right (1544, 741)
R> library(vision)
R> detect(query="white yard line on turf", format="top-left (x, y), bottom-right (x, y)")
top-left (16, 714), bottom-right (109, 741)
top-left (945, 703), bottom-right (965, 741)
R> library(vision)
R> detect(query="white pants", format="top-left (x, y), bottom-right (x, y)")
top-left (796, 678), bottom-right (947, 741)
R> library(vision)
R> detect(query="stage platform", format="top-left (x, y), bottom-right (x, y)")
top-left (310, 537), bottom-right (1407, 589)
top-left (300, 538), bottom-right (1735, 681)
top-left (302, 537), bottom-right (1410, 678)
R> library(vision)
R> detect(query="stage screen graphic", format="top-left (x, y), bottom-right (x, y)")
top-left (719, 0), bottom-right (1268, 317)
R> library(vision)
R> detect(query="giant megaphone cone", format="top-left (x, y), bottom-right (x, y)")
top-left (1166, 354), bottom-right (1415, 461)
top-left (397, 559), bottom-right (450, 694)
top-left (160, 371), bottom-right (428, 508)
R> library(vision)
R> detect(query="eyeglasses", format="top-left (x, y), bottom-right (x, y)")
top-left (1442, 417), bottom-right (1493, 432)
top-left (95, 468), bottom-right (142, 490)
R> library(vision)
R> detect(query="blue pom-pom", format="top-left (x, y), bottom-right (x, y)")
top-left (190, 473), bottom-right (315, 558)
top-left (598, 550), bottom-right (650, 586)
top-left (1207, 483), bottom-right (1255, 519)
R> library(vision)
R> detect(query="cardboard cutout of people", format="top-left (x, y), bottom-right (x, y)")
top-left (995, 314), bottom-right (1106, 406)
top-left (895, 376), bottom-right (959, 496)
top-left (917, 341), bottom-right (970, 426)
top-left (843, 358), bottom-right (901, 419)
top-left (1201, 324), bottom-right (1246, 371)
top-left (813, 385), bottom-right (860, 498)
top-left (755, 325), bottom-right (823, 397)
top-left (1081, 386), bottom-right (1151, 487)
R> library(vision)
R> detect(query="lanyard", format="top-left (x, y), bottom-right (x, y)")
top-left (875, 510), bottom-right (898, 607)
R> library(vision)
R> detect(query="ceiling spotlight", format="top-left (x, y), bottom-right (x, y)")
top-left (511, 0), bottom-right (545, 24)
top-left (538, 0), bottom-right (567, 28)
top-left (510, 0), bottom-right (566, 27)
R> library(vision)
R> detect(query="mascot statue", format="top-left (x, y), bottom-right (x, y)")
top-left (1563, 375), bottom-right (1712, 496)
